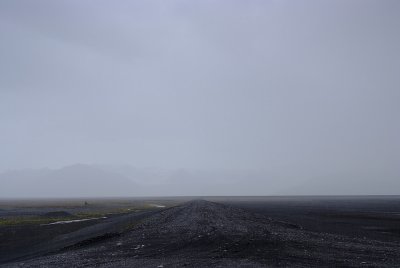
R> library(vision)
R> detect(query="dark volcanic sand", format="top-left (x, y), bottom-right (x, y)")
top-left (4, 199), bottom-right (400, 267)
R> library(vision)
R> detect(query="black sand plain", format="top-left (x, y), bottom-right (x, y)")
top-left (1, 196), bottom-right (400, 267)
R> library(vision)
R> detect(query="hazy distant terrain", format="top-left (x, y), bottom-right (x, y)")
top-left (1, 164), bottom-right (399, 197)
top-left (1, 0), bottom-right (400, 198)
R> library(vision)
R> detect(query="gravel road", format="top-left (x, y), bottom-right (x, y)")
top-left (4, 200), bottom-right (400, 267)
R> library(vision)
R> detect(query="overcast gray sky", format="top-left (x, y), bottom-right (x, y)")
top-left (0, 1), bottom-right (399, 189)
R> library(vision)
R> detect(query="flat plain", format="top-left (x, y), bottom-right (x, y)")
top-left (1, 196), bottom-right (399, 267)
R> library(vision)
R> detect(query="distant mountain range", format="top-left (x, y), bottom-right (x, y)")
top-left (0, 164), bottom-right (140, 197)
top-left (0, 164), bottom-right (398, 197)
top-left (0, 164), bottom-right (284, 197)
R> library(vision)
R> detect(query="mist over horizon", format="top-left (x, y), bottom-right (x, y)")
top-left (1, 0), bottom-right (399, 197)
top-left (1, 163), bottom-right (399, 197)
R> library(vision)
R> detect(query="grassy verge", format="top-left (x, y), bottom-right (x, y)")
top-left (0, 216), bottom-right (78, 226)
top-left (0, 204), bottom-right (163, 226)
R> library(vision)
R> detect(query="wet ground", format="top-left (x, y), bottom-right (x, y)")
top-left (1, 196), bottom-right (400, 267)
